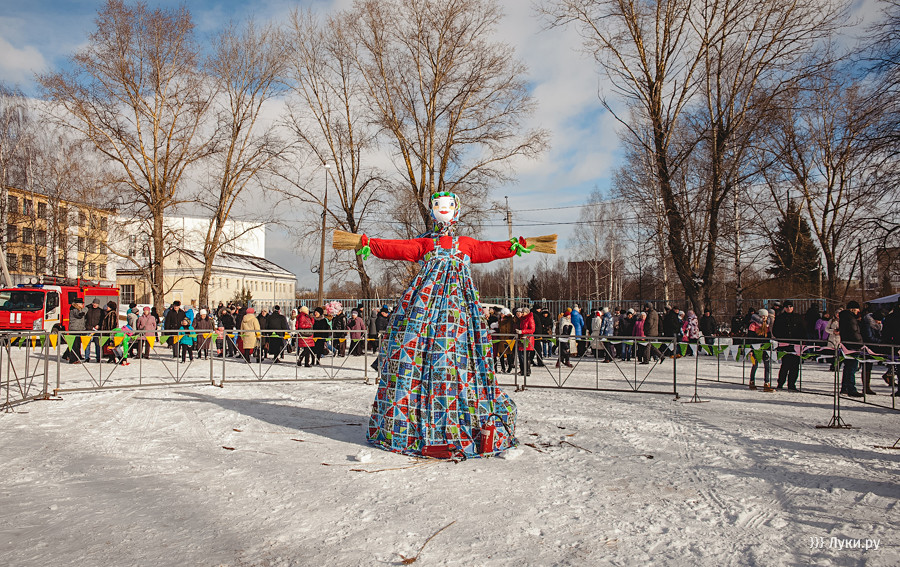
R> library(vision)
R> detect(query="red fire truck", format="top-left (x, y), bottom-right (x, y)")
top-left (0, 277), bottom-right (120, 332)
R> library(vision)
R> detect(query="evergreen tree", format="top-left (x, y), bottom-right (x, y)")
top-left (768, 201), bottom-right (821, 287)
top-left (527, 275), bottom-right (540, 301)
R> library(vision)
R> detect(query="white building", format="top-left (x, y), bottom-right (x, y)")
top-left (113, 216), bottom-right (296, 308)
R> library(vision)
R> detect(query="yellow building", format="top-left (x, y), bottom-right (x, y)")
top-left (2, 186), bottom-right (114, 285)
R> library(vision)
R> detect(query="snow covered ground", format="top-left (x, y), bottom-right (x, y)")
top-left (1, 352), bottom-right (899, 566)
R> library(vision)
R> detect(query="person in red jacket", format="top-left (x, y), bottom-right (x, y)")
top-left (295, 306), bottom-right (315, 368)
top-left (515, 306), bottom-right (536, 377)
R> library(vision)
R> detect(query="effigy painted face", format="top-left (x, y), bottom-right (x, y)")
top-left (431, 194), bottom-right (459, 224)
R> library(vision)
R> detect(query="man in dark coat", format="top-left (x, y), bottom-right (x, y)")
top-left (65, 299), bottom-right (87, 363)
top-left (699, 309), bottom-right (718, 346)
top-left (266, 306), bottom-right (290, 362)
top-left (83, 299), bottom-right (104, 362)
top-left (881, 301), bottom-right (900, 392)
top-left (662, 306), bottom-right (680, 338)
top-left (164, 301), bottom-right (183, 358)
top-left (532, 305), bottom-right (549, 366)
top-left (219, 308), bottom-right (237, 357)
top-left (772, 300), bottom-right (805, 391)
top-left (838, 300), bottom-right (863, 397)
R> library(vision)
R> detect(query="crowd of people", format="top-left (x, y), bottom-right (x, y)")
top-left (60, 295), bottom-right (900, 397)
top-left (732, 299), bottom-right (900, 397)
top-left (481, 299), bottom-right (899, 397)
top-left (64, 298), bottom-right (386, 367)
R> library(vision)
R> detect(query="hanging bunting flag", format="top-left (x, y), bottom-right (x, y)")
top-left (81, 334), bottom-right (93, 349)
top-left (98, 334), bottom-right (109, 347)
top-left (146, 336), bottom-right (156, 349)
top-left (113, 335), bottom-right (124, 347)
top-left (49, 334), bottom-right (58, 348)
top-left (63, 334), bottom-right (76, 350)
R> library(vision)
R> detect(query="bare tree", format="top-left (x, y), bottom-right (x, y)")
top-left (38, 0), bottom-right (214, 310)
top-left (283, 8), bottom-right (384, 298)
top-left (757, 60), bottom-right (886, 302)
top-left (350, 0), bottom-right (548, 232)
top-left (545, 0), bottom-right (843, 312)
top-left (543, 0), bottom-right (708, 310)
top-left (193, 20), bottom-right (289, 308)
top-left (0, 83), bottom-right (33, 285)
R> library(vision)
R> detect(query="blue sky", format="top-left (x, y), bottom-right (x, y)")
top-left (0, 0), bottom-right (882, 287)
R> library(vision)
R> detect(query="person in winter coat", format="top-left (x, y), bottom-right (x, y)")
top-left (84, 299), bottom-right (104, 363)
top-left (618, 310), bottom-right (635, 361)
top-left (373, 307), bottom-right (391, 354)
top-left (515, 307), bottom-right (535, 377)
top-left (134, 306), bottom-right (157, 359)
top-left (556, 309), bottom-right (575, 368)
top-left (164, 301), bottom-right (183, 358)
top-left (748, 309), bottom-right (773, 391)
top-left (633, 312), bottom-right (648, 364)
top-left (177, 317), bottom-right (196, 362)
top-left (101, 301), bottom-right (121, 364)
top-left (571, 306), bottom-right (586, 357)
top-left (815, 312), bottom-right (830, 343)
top-left (219, 308), bottom-right (237, 357)
top-left (258, 309), bottom-right (270, 359)
top-left (240, 308), bottom-right (261, 362)
top-left (860, 307), bottom-right (883, 395)
top-left (825, 310), bottom-right (842, 371)
top-left (805, 304), bottom-right (822, 341)
top-left (312, 307), bottom-right (331, 365)
top-left (496, 308), bottom-right (516, 373)
top-left (681, 311), bottom-right (701, 355)
top-left (643, 303), bottom-right (664, 363)
top-left (329, 302), bottom-right (348, 357)
top-left (699, 309), bottom-right (718, 346)
top-left (772, 300), bottom-right (805, 391)
top-left (663, 306), bottom-right (681, 339)
top-left (265, 306), bottom-right (290, 362)
top-left (288, 309), bottom-right (298, 354)
top-left (125, 304), bottom-right (140, 358)
top-left (295, 306), bottom-right (316, 367)
top-left (348, 310), bottom-right (367, 356)
top-left (531, 306), bottom-right (547, 365)
top-left (838, 301), bottom-right (864, 397)
top-left (593, 308), bottom-right (615, 362)
top-left (126, 303), bottom-right (139, 331)
top-left (65, 299), bottom-right (87, 363)
top-left (193, 309), bottom-right (215, 360)
top-left (880, 301), bottom-right (900, 391)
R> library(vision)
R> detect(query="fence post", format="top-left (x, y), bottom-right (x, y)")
top-left (672, 337), bottom-right (678, 398)
top-left (42, 332), bottom-right (50, 400)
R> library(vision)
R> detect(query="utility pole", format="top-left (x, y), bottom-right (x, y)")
top-left (859, 239), bottom-right (866, 305)
top-left (734, 190), bottom-right (742, 313)
top-left (506, 196), bottom-right (514, 307)
top-left (317, 163), bottom-right (331, 307)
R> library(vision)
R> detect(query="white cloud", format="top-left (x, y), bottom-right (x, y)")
top-left (0, 33), bottom-right (46, 86)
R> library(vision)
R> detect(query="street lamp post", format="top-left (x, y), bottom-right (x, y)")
top-left (317, 163), bottom-right (331, 307)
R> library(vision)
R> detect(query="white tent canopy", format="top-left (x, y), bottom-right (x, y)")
top-left (869, 293), bottom-right (900, 304)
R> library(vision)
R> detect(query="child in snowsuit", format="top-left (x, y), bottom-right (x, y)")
top-left (178, 317), bottom-right (196, 363)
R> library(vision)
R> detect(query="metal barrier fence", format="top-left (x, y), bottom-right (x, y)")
top-left (1, 329), bottom-right (375, 408)
top-left (1, 331), bottom-right (52, 409)
top-left (3, 329), bottom-right (898, 428)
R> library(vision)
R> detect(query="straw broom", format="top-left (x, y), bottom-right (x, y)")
top-left (332, 230), bottom-right (557, 254)
top-left (333, 230), bottom-right (363, 250)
